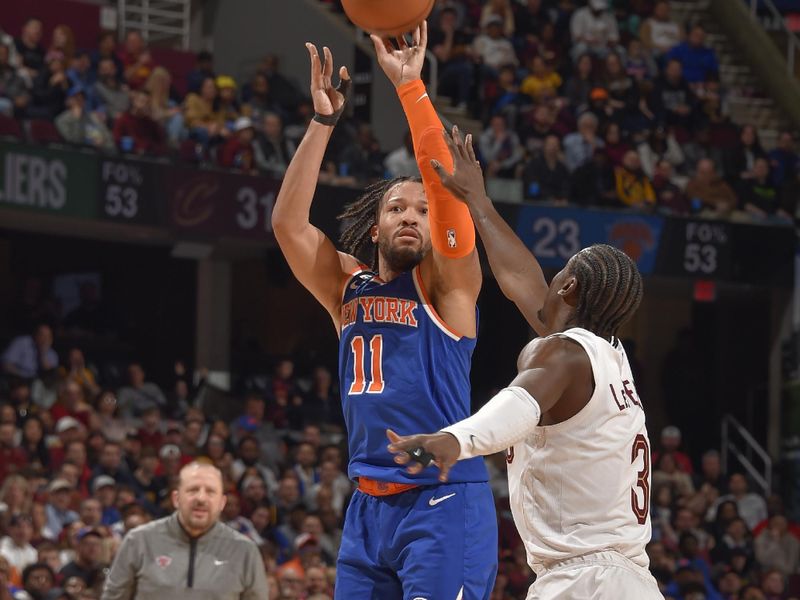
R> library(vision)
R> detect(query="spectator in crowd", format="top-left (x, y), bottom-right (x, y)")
top-left (768, 131), bottom-right (798, 188)
top-left (89, 32), bottom-right (123, 83)
top-left (625, 38), bottom-right (658, 83)
top-left (640, 0), bottom-right (684, 58)
top-left (119, 31), bottom-right (153, 90)
top-left (480, 0), bottom-right (515, 37)
top-left (520, 55), bottom-right (561, 102)
top-left (254, 54), bottom-right (306, 116)
top-left (0, 514), bottom-right (37, 576)
top-left (215, 75), bottom-right (241, 127)
top-left (637, 127), bottom-right (686, 181)
top-left (186, 50), bottom-right (215, 95)
top-left (242, 73), bottom-right (282, 124)
top-left (737, 157), bottom-right (790, 221)
top-left (521, 134), bottom-right (569, 202)
top-left (429, 6), bottom-right (474, 112)
top-left (666, 23), bottom-right (719, 88)
top-left (66, 51), bottom-right (93, 96)
top-left (29, 55), bottom-right (70, 120)
top-left (614, 150), bottom-right (655, 209)
top-left (472, 15), bottom-right (518, 74)
top-left (90, 391), bottom-right (126, 444)
top-left (564, 53), bottom-right (595, 114)
top-left (563, 111), bottom-right (605, 172)
top-left (116, 362), bottom-right (166, 419)
top-left (183, 75), bottom-right (225, 144)
top-left (19, 416), bottom-right (49, 473)
top-left (20, 562), bottom-right (55, 600)
top-left (58, 348), bottom-right (100, 401)
top-left (113, 89), bottom-right (167, 155)
top-left (383, 131), bottom-right (419, 179)
top-left (693, 449), bottom-right (726, 493)
top-left (55, 86), bottom-right (114, 150)
top-left (712, 474), bottom-right (768, 531)
top-left (570, 0), bottom-right (621, 61)
top-left (338, 123), bottom-right (384, 183)
top-left (653, 426), bottom-right (694, 473)
top-left (486, 65), bottom-right (527, 127)
top-left (479, 113), bottom-right (524, 178)
top-left (650, 59), bottom-right (697, 134)
top-left (253, 112), bottom-right (296, 177)
top-left (59, 528), bottom-right (106, 591)
top-left (0, 44), bottom-right (29, 117)
top-left (44, 479), bottom-right (78, 540)
top-left (570, 147), bottom-right (616, 206)
top-left (685, 158), bottom-right (738, 216)
top-left (46, 25), bottom-right (75, 66)
top-left (143, 66), bottom-right (183, 146)
top-left (603, 121), bottom-right (631, 167)
top-left (724, 124), bottom-right (766, 183)
top-left (92, 58), bottom-right (130, 124)
top-left (754, 514), bottom-right (800, 577)
top-left (219, 117), bottom-right (255, 173)
top-left (2, 324), bottom-right (58, 382)
top-left (14, 18), bottom-right (45, 84)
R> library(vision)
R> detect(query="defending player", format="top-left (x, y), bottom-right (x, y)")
top-left (271, 24), bottom-right (497, 600)
top-left (388, 130), bottom-right (662, 599)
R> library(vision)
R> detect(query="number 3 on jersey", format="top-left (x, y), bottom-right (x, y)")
top-left (631, 434), bottom-right (650, 524)
top-left (349, 335), bottom-right (385, 394)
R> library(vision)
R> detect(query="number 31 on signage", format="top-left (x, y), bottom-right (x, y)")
top-left (532, 217), bottom-right (580, 260)
top-left (236, 187), bottom-right (274, 232)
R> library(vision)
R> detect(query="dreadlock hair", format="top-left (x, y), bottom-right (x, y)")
top-left (337, 176), bottom-right (422, 270)
top-left (566, 244), bottom-right (643, 339)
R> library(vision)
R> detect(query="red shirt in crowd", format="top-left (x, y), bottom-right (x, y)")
top-left (0, 445), bottom-right (27, 481)
top-left (651, 450), bottom-right (694, 474)
top-left (113, 112), bottom-right (167, 155)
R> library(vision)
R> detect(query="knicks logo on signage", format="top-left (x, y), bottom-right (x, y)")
top-left (172, 176), bottom-right (219, 227)
top-left (608, 220), bottom-right (656, 262)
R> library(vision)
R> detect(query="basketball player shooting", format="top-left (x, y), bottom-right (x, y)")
top-left (271, 23), bottom-right (497, 600)
top-left (387, 129), bottom-right (664, 599)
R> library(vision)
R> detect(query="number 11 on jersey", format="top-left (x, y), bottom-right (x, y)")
top-left (349, 335), bottom-right (385, 395)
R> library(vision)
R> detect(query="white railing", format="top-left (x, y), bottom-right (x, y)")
top-left (721, 413), bottom-right (773, 496)
top-left (118, 0), bottom-right (191, 49)
top-left (748, 0), bottom-right (800, 74)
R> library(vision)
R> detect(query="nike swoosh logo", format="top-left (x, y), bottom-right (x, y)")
top-left (416, 93), bottom-right (429, 103)
top-left (214, 560), bottom-right (227, 566)
top-left (428, 492), bottom-right (456, 506)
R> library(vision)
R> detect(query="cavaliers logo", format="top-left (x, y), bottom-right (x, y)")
top-left (172, 175), bottom-right (219, 227)
top-left (155, 555), bottom-right (172, 569)
top-left (608, 220), bottom-right (656, 262)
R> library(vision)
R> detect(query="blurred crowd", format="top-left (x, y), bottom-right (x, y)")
top-left (1, 0), bottom-right (799, 222)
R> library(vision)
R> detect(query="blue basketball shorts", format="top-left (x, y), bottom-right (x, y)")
top-left (335, 481), bottom-right (498, 600)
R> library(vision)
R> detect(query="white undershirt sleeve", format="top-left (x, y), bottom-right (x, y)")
top-left (440, 386), bottom-right (542, 460)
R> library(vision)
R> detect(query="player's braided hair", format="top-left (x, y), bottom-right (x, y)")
top-left (337, 176), bottom-right (422, 270)
top-left (566, 244), bottom-right (643, 339)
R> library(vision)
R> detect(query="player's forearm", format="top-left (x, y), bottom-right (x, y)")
top-left (397, 79), bottom-right (476, 258)
top-left (468, 195), bottom-right (548, 309)
top-left (441, 387), bottom-right (542, 459)
top-left (271, 121), bottom-right (332, 236)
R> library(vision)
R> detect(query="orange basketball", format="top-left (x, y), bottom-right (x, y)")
top-left (341, 0), bottom-right (435, 37)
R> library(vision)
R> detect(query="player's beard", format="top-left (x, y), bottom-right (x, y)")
top-left (377, 234), bottom-right (427, 273)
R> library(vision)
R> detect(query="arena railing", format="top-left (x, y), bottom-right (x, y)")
top-left (748, 0), bottom-right (800, 74)
top-left (721, 413), bottom-right (773, 495)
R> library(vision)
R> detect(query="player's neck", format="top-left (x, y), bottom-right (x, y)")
top-left (376, 257), bottom-right (410, 283)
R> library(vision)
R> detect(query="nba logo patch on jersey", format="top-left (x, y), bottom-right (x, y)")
top-left (155, 555), bottom-right (172, 569)
top-left (447, 229), bottom-right (457, 248)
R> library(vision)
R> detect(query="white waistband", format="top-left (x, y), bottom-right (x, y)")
top-left (533, 550), bottom-right (649, 578)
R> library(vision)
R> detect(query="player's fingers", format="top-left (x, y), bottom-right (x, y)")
top-left (451, 125), bottom-right (468, 161)
top-left (465, 133), bottom-right (478, 163)
top-left (369, 34), bottom-right (388, 58)
top-left (420, 19), bottom-right (428, 49)
top-left (430, 160), bottom-right (450, 185)
top-left (405, 462), bottom-right (424, 475)
top-left (438, 460), bottom-right (453, 483)
top-left (441, 129), bottom-right (459, 162)
top-left (306, 43), bottom-right (322, 85)
top-left (386, 428), bottom-right (404, 447)
top-left (394, 453), bottom-right (411, 465)
top-left (412, 24), bottom-right (421, 47)
top-left (395, 34), bottom-right (409, 50)
top-left (322, 46), bottom-right (334, 84)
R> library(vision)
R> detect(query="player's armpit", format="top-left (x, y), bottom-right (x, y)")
top-left (397, 79), bottom-right (475, 259)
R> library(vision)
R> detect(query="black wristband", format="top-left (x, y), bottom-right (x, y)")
top-left (311, 76), bottom-right (352, 127)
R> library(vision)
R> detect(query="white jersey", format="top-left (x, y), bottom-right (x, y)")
top-left (506, 327), bottom-right (653, 576)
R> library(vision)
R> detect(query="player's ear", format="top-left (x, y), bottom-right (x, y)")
top-left (370, 224), bottom-right (378, 244)
top-left (171, 488), bottom-right (179, 509)
top-left (557, 275), bottom-right (578, 305)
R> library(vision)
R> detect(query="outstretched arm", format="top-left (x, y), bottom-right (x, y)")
top-left (432, 129), bottom-right (550, 336)
top-left (271, 44), bottom-right (359, 327)
top-left (386, 336), bottom-right (579, 481)
top-left (371, 23), bottom-right (481, 337)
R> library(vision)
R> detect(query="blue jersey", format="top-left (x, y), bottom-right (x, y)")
top-left (338, 265), bottom-right (488, 485)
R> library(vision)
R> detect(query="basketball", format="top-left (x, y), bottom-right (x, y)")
top-left (340, 0), bottom-right (434, 37)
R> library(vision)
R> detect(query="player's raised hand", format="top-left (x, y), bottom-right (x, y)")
top-left (305, 43), bottom-right (350, 120)
top-left (431, 126), bottom-right (489, 207)
top-left (386, 428), bottom-right (461, 482)
top-left (370, 20), bottom-right (428, 88)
